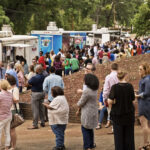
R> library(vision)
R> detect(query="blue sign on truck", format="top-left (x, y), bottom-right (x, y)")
top-left (31, 32), bottom-right (62, 55)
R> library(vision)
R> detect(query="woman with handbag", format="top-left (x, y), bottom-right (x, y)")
top-left (0, 80), bottom-right (13, 150)
top-left (6, 74), bottom-right (20, 150)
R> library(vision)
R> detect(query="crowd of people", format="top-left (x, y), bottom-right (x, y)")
top-left (0, 37), bottom-right (150, 150)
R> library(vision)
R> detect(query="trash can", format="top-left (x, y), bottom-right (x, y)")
top-left (19, 102), bottom-right (33, 120)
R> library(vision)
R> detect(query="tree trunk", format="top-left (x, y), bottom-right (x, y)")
top-left (106, 3), bottom-right (114, 27)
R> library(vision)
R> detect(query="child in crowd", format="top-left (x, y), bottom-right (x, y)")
top-left (96, 83), bottom-right (110, 129)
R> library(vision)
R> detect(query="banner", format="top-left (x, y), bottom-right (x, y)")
top-left (40, 36), bottom-right (53, 54)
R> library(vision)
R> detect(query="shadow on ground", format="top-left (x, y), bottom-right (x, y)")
top-left (1, 120), bottom-right (143, 150)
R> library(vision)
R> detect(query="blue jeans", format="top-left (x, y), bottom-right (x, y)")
top-left (19, 86), bottom-right (22, 93)
top-left (81, 126), bottom-right (94, 149)
top-left (98, 106), bottom-right (109, 124)
top-left (65, 68), bottom-right (70, 75)
top-left (51, 124), bottom-right (66, 147)
top-left (72, 69), bottom-right (79, 73)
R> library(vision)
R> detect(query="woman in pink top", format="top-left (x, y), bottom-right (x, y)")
top-left (53, 55), bottom-right (63, 77)
top-left (0, 80), bottom-right (13, 150)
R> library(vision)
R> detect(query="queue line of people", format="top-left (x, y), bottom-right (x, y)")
top-left (1, 37), bottom-right (149, 94)
top-left (76, 62), bottom-right (150, 150)
top-left (0, 37), bottom-right (150, 150)
top-left (1, 61), bottom-right (150, 150)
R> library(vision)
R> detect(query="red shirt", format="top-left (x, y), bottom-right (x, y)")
top-left (98, 50), bottom-right (103, 59)
top-left (137, 45), bottom-right (142, 55)
top-left (107, 52), bottom-right (111, 59)
top-left (38, 56), bottom-right (46, 69)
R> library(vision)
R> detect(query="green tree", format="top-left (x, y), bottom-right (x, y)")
top-left (0, 0), bottom-right (34, 34)
top-left (133, 2), bottom-right (150, 36)
top-left (0, 5), bottom-right (12, 28)
top-left (0, 0), bottom-right (145, 34)
top-left (58, 0), bottom-right (95, 30)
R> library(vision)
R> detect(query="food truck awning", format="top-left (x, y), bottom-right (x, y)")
top-left (4, 43), bottom-right (32, 47)
top-left (0, 35), bottom-right (38, 44)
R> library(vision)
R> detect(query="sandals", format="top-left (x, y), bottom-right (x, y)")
top-left (96, 124), bottom-right (101, 130)
top-left (139, 146), bottom-right (147, 150)
top-left (8, 148), bottom-right (15, 150)
top-left (27, 126), bottom-right (39, 130)
top-left (105, 121), bottom-right (111, 128)
top-left (139, 143), bottom-right (150, 150)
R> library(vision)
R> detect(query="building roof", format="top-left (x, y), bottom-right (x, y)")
top-left (31, 30), bottom-right (120, 35)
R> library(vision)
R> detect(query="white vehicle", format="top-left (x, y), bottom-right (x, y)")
top-left (121, 32), bottom-right (130, 38)
top-left (125, 32), bottom-right (130, 38)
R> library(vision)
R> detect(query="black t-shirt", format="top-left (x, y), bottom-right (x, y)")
top-left (109, 83), bottom-right (135, 125)
top-left (84, 59), bottom-right (92, 66)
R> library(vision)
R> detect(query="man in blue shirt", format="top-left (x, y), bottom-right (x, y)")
top-left (43, 66), bottom-right (64, 102)
top-left (28, 65), bottom-right (45, 129)
top-left (43, 66), bottom-right (64, 122)
top-left (110, 52), bottom-right (115, 61)
top-left (0, 62), bottom-right (6, 80)
top-left (6, 63), bottom-right (19, 87)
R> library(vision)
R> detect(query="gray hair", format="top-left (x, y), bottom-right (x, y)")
top-left (35, 65), bottom-right (43, 74)
top-left (7, 62), bottom-right (15, 69)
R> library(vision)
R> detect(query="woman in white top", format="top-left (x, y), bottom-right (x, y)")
top-left (43, 86), bottom-right (69, 150)
top-left (25, 65), bottom-right (36, 90)
top-left (6, 74), bottom-right (19, 150)
top-left (50, 50), bottom-right (56, 66)
top-left (15, 64), bottom-right (24, 93)
top-left (25, 65), bottom-right (36, 80)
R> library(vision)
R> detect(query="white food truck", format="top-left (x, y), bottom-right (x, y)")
top-left (0, 25), bottom-right (38, 65)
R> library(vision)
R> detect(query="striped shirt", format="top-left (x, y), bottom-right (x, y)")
top-left (0, 91), bottom-right (13, 121)
top-left (103, 71), bottom-right (119, 101)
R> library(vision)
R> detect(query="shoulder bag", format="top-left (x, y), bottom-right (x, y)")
top-left (11, 103), bottom-right (25, 129)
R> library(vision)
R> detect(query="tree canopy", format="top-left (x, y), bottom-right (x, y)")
top-left (0, 5), bottom-right (12, 28)
top-left (0, 0), bottom-right (148, 36)
top-left (132, 0), bottom-right (150, 36)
